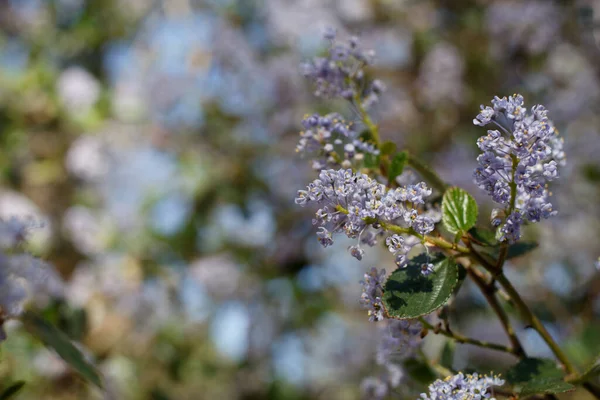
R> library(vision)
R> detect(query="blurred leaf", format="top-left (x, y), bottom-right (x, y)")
top-left (403, 359), bottom-right (437, 385)
top-left (564, 324), bottom-right (600, 369)
top-left (388, 151), bottom-right (408, 184)
top-left (506, 242), bottom-right (538, 259)
top-left (482, 241), bottom-right (539, 260)
top-left (363, 152), bottom-right (380, 168)
top-left (453, 263), bottom-right (468, 296)
top-left (22, 312), bottom-right (102, 388)
top-left (380, 141), bottom-right (397, 156)
top-left (468, 227), bottom-right (498, 247)
top-left (440, 341), bottom-right (455, 370)
top-left (442, 187), bottom-right (478, 235)
top-left (358, 129), bottom-right (375, 143)
top-left (382, 254), bottom-right (458, 319)
top-left (506, 358), bottom-right (575, 396)
top-left (0, 381), bottom-right (26, 400)
top-left (571, 354), bottom-right (600, 384)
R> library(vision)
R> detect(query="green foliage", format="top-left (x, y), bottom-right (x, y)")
top-left (565, 324), bottom-right (600, 369)
top-left (380, 141), bottom-right (397, 156)
top-left (363, 152), bottom-right (380, 168)
top-left (482, 241), bottom-right (539, 260)
top-left (506, 358), bottom-right (575, 397)
top-left (402, 359), bottom-right (437, 385)
top-left (440, 340), bottom-right (455, 370)
top-left (22, 312), bottom-right (103, 389)
top-left (388, 151), bottom-right (408, 183)
top-left (0, 382), bottom-right (26, 400)
top-left (442, 187), bottom-right (478, 236)
top-left (506, 242), bottom-right (539, 259)
top-left (382, 254), bottom-right (458, 319)
top-left (468, 227), bottom-right (498, 247)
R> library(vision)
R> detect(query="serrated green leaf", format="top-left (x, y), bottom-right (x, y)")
top-left (382, 254), bottom-right (458, 319)
top-left (380, 141), bottom-right (397, 156)
top-left (22, 312), bottom-right (103, 388)
top-left (506, 358), bottom-right (575, 396)
top-left (442, 187), bottom-right (478, 235)
top-left (388, 151), bottom-right (408, 184)
top-left (506, 242), bottom-right (538, 259)
top-left (0, 381), bottom-right (26, 400)
top-left (468, 227), bottom-right (498, 247)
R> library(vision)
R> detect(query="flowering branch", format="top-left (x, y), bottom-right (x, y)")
top-left (297, 29), bottom-right (599, 399)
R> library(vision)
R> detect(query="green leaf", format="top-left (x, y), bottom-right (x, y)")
top-left (382, 254), bottom-right (458, 319)
top-left (403, 359), bottom-right (437, 385)
top-left (440, 340), bottom-right (455, 370)
top-left (363, 152), bottom-right (380, 168)
top-left (442, 187), bottom-right (478, 235)
top-left (453, 263), bottom-right (468, 296)
top-left (358, 129), bottom-right (374, 143)
top-left (572, 354), bottom-right (600, 384)
top-left (387, 151), bottom-right (408, 184)
top-left (380, 141), bottom-right (397, 156)
top-left (468, 227), bottom-right (498, 247)
top-left (506, 358), bottom-right (575, 396)
top-left (506, 242), bottom-right (538, 259)
top-left (0, 381), bottom-right (26, 400)
top-left (22, 312), bottom-right (103, 388)
top-left (564, 324), bottom-right (600, 368)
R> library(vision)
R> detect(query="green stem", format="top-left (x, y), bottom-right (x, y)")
top-left (494, 272), bottom-right (577, 374)
top-left (466, 267), bottom-right (526, 357)
top-left (496, 155), bottom-right (519, 269)
top-left (353, 92), bottom-right (381, 146)
top-left (418, 317), bottom-right (516, 355)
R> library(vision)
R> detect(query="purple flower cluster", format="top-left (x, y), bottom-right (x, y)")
top-left (361, 319), bottom-right (423, 399)
top-left (360, 267), bottom-right (386, 322)
top-left (296, 113), bottom-right (379, 171)
top-left (301, 28), bottom-right (385, 107)
top-left (376, 319), bottom-right (423, 362)
top-left (473, 94), bottom-right (565, 242)
top-left (295, 169), bottom-right (435, 259)
top-left (420, 372), bottom-right (505, 400)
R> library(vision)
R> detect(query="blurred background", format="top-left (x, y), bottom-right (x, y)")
top-left (0, 0), bottom-right (600, 399)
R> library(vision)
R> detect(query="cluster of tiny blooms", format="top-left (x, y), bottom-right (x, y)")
top-left (361, 319), bottom-right (423, 399)
top-left (301, 27), bottom-right (385, 107)
top-left (295, 169), bottom-right (434, 261)
top-left (360, 267), bottom-right (386, 321)
top-left (473, 94), bottom-right (565, 242)
top-left (296, 112), bottom-right (379, 171)
top-left (420, 372), bottom-right (505, 400)
top-left (376, 319), bottom-right (423, 363)
top-left (0, 218), bottom-right (62, 326)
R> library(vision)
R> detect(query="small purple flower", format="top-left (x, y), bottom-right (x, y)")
top-left (420, 263), bottom-right (434, 276)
